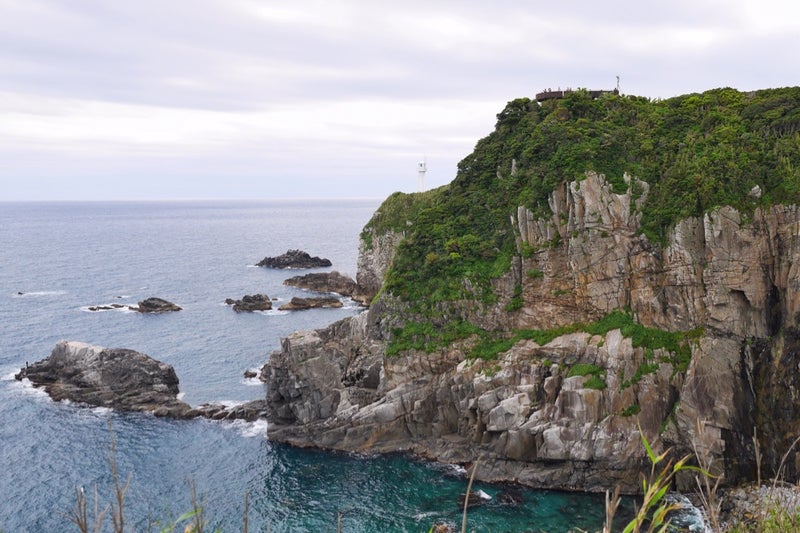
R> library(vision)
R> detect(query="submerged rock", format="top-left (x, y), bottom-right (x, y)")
top-left (278, 296), bottom-right (343, 311)
top-left (283, 271), bottom-right (357, 297)
top-left (225, 294), bottom-right (272, 312)
top-left (256, 249), bottom-right (332, 269)
top-left (87, 303), bottom-right (127, 312)
top-left (16, 340), bottom-right (192, 417)
top-left (133, 297), bottom-right (182, 313)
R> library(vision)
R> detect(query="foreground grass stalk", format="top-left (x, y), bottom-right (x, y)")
top-left (243, 491), bottom-right (248, 533)
top-left (461, 457), bottom-right (481, 533)
top-left (691, 419), bottom-right (722, 531)
top-left (105, 427), bottom-right (131, 533)
top-left (603, 486), bottom-right (620, 533)
top-left (617, 427), bottom-right (712, 533)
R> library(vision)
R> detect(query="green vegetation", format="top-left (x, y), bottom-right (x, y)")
top-left (455, 310), bottom-right (699, 390)
top-left (505, 284), bottom-right (523, 311)
top-left (377, 87), bottom-right (800, 357)
top-left (526, 268), bottom-right (544, 279)
top-left (621, 404), bottom-right (642, 417)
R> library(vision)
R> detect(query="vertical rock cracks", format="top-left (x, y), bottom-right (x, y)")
top-left (266, 172), bottom-right (800, 492)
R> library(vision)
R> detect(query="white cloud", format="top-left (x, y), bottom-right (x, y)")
top-left (1, 0), bottom-right (799, 199)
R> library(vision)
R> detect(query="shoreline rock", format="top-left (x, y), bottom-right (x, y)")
top-left (278, 296), bottom-right (343, 311)
top-left (283, 271), bottom-right (357, 297)
top-left (225, 294), bottom-right (273, 312)
top-left (256, 249), bottom-right (332, 269)
top-left (265, 173), bottom-right (800, 494)
top-left (132, 297), bottom-right (182, 313)
top-left (16, 341), bottom-right (267, 423)
top-left (16, 340), bottom-right (192, 417)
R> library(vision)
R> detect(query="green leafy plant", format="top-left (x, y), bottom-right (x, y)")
top-left (605, 428), bottom-right (711, 533)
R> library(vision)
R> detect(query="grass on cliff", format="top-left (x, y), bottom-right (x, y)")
top-left (453, 310), bottom-right (701, 371)
top-left (377, 87), bottom-right (800, 357)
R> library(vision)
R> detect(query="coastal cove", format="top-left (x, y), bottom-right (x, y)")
top-left (0, 200), bottom-right (612, 532)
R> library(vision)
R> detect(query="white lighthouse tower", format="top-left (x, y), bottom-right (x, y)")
top-left (417, 159), bottom-right (427, 192)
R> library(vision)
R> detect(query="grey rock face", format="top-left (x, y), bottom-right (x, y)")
top-left (226, 294), bottom-right (272, 312)
top-left (134, 297), bottom-right (182, 313)
top-left (16, 341), bottom-right (269, 423)
top-left (16, 340), bottom-right (192, 417)
top-left (256, 249), bottom-right (332, 269)
top-left (265, 172), bottom-right (800, 492)
top-left (283, 271), bottom-right (357, 297)
top-left (278, 297), bottom-right (343, 311)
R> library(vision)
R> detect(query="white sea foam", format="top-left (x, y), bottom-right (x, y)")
top-left (12, 290), bottom-right (67, 297)
top-left (476, 489), bottom-right (492, 501)
top-left (242, 371), bottom-right (264, 386)
top-left (259, 309), bottom-right (290, 316)
top-left (80, 303), bottom-right (136, 313)
top-left (177, 392), bottom-right (186, 401)
top-left (413, 511), bottom-right (442, 521)
top-left (226, 418), bottom-right (268, 438)
top-left (91, 406), bottom-right (112, 415)
top-left (666, 492), bottom-right (709, 532)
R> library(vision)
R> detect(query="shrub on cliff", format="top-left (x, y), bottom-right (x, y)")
top-left (373, 87), bottom-right (800, 354)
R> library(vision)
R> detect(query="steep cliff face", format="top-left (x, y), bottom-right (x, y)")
top-left (266, 169), bottom-right (800, 492)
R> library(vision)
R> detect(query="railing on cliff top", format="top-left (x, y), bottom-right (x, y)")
top-left (535, 88), bottom-right (619, 102)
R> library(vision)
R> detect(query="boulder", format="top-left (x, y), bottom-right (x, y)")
top-left (278, 297), bottom-right (343, 311)
top-left (225, 294), bottom-right (272, 312)
top-left (133, 297), bottom-right (182, 313)
top-left (192, 400), bottom-right (268, 422)
top-left (15, 340), bottom-right (192, 417)
top-left (256, 249), bottom-right (332, 269)
top-left (283, 271), bottom-right (357, 297)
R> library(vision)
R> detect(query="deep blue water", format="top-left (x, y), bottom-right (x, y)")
top-left (0, 200), bottom-right (608, 532)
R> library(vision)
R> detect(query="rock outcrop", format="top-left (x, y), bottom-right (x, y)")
top-left (17, 341), bottom-right (267, 422)
top-left (353, 228), bottom-right (403, 305)
top-left (265, 172), bottom-right (800, 492)
top-left (133, 297), bottom-right (182, 313)
top-left (17, 340), bottom-right (192, 417)
top-left (283, 271), bottom-right (357, 297)
top-left (225, 294), bottom-right (273, 312)
top-left (278, 297), bottom-right (343, 311)
top-left (256, 249), bottom-right (332, 269)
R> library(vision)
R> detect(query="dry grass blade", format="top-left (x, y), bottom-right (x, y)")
top-left (461, 457), bottom-right (481, 533)
top-left (105, 426), bottom-right (131, 533)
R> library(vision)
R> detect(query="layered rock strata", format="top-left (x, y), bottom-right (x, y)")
top-left (283, 271), bottom-right (357, 297)
top-left (266, 172), bottom-right (800, 492)
top-left (278, 296), bottom-right (343, 311)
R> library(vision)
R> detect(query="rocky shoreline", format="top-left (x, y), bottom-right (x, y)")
top-left (263, 172), bottom-right (800, 497)
top-left (16, 340), bottom-right (266, 422)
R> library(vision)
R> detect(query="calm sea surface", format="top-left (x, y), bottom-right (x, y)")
top-left (0, 200), bottom-right (608, 532)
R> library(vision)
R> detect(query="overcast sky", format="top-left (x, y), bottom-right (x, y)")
top-left (2, 0), bottom-right (798, 201)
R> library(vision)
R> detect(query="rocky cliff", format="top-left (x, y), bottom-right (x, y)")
top-left (266, 168), bottom-right (800, 492)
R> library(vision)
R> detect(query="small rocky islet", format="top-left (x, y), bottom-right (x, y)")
top-left (86, 297), bottom-right (182, 313)
top-left (256, 249), bottom-right (332, 269)
top-left (225, 293), bottom-right (273, 312)
top-left (16, 340), bottom-right (265, 421)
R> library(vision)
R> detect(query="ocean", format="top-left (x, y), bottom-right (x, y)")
top-left (0, 200), bottom-right (609, 532)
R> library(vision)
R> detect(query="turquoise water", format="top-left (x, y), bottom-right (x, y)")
top-left (0, 200), bottom-right (609, 532)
